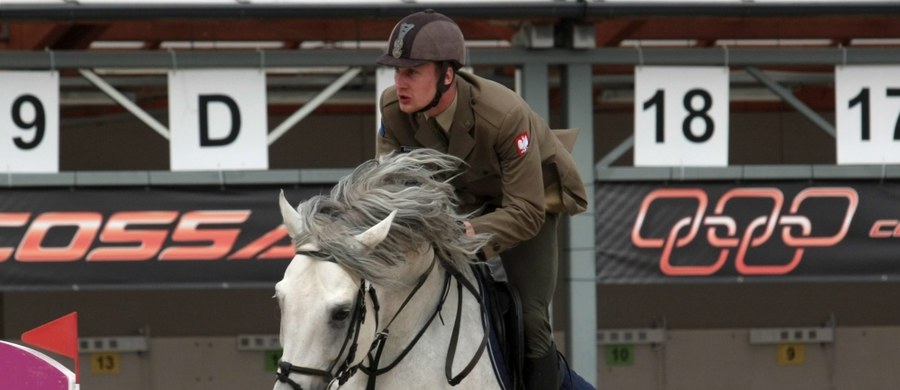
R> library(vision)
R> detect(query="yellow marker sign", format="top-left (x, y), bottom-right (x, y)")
top-left (777, 344), bottom-right (805, 365)
top-left (91, 352), bottom-right (121, 374)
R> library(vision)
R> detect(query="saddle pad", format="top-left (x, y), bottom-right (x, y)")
top-left (477, 270), bottom-right (514, 390)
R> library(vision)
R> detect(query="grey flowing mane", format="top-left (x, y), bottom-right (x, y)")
top-left (289, 149), bottom-right (491, 287)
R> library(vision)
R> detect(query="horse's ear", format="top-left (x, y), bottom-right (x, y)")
top-left (354, 210), bottom-right (397, 249)
top-left (279, 190), bottom-right (303, 238)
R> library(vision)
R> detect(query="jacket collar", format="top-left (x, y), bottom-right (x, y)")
top-left (412, 74), bottom-right (476, 160)
top-left (446, 75), bottom-right (476, 160)
top-left (412, 113), bottom-right (447, 152)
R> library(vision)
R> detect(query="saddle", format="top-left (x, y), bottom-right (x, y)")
top-left (473, 265), bottom-right (526, 390)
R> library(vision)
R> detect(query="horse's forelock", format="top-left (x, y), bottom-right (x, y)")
top-left (293, 149), bottom-right (491, 285)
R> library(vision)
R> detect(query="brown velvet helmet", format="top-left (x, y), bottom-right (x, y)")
top-left (376, 9), bottom-right (466, 69)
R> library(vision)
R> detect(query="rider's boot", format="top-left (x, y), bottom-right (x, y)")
top-left (524, 342), bottom-right (561, 390)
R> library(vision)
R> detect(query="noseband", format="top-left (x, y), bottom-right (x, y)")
top-left (275, 250), bottom-right (380, 390)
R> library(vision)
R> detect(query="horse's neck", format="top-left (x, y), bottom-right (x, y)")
top-left (363, 251), bottom-right (497, 389)
top-left (375, 248), bottom-right (448, 340)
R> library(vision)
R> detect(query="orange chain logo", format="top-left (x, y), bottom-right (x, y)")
top-left (631, 187), bottom-right (859, 276)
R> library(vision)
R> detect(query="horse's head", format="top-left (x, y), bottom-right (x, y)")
top-left (273, 149), bottom-right (494, 389)
top-left (273, 192), bottom-right (393, 390)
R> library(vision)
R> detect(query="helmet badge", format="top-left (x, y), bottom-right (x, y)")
top-left (392, 23), bottom-right (415, 59)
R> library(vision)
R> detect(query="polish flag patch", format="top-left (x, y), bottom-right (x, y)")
top-left (515, 132), bottom-right (530, 157)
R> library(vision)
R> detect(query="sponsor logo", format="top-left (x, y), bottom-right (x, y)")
top-left (631, 187), bottom-right (859, 276)
top-left (870, 219), bottom-right (900, 238)
top-left (0, 210), bottom-right (292, 263)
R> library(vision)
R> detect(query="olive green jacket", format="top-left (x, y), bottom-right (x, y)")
top-left (377, 71), bottom-right (587, 259)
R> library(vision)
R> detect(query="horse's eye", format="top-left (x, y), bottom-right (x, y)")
top-left (331, 307), bottom-right (351, 322)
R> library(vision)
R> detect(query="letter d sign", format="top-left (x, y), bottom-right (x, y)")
top-left (169, 69), bottom-right (268, 171)
top-left (199, 94), bottom-right (240, 147)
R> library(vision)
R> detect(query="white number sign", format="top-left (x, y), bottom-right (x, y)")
top-left (835, 66), bottom-right (900, 164)
top-left (0, 71), bottom-right (59, 173)
top-left (634, 67), bottom-right (729, 167)
top-left (169, 69), bottom-right (269, 171)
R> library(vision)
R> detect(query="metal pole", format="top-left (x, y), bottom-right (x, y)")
top-left (268, 67), bottom-right (361, 145)
top-left (563, 63), bottom-right (598, 387)
top-left (78, 69), bottom-right (170, 140)
top-left (745, 66), bottom-right (836, 137)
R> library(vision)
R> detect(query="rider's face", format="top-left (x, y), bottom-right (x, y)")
top-left (393, 63), bottom-right (439, 114)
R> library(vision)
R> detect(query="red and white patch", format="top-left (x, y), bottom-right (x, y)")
top-left (514, 132), bottom-right (530, 157)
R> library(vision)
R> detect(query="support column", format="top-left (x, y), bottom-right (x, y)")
top-left (562, 63), bottom-right (598, 386)
top-left (518, 62), bottom-right (550, 119)
top-left (520, 61), bottom-right (599, 386)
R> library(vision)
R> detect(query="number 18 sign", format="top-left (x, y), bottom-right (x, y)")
top-left (835, 66), bottom-right (900, 165)
top-left (634, 67), bottom-right (729, 167)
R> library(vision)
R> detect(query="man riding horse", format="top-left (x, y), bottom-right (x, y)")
top-left (375, 10), bottom-right (588, 390)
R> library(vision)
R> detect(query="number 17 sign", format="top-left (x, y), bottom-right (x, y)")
top-left (836, 66), bottom-right (900, 165)
top-left (634, 67), bottom-right (729, 167)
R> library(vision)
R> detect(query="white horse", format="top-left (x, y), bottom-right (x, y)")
top-left (274, 149), bottom-right (505, 390)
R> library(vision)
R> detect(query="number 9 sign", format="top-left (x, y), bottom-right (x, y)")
top-left (634, 67), bottom-right (730, 167)
top-left (835, 66), bottom-right (900, 165)
top-left (0, 71), bottom-right (59, 173)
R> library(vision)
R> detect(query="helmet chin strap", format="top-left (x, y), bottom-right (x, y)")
top-left (417, 62), bottom-right (452, 114)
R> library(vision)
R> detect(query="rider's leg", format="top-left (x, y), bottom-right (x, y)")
top-left (501, 213), bottom-right (561, 390)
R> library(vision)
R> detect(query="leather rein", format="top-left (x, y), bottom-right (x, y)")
top-left (275, 248), bottom-right (489, 390)
top-left (359, 250), bottom-right (490, 389)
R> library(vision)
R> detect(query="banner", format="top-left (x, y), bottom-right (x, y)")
top-left (597, 181), bottom-right (900, 283)
top-left (0, 187), bottom-right (325, 290)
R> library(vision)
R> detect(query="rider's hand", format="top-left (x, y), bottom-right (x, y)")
top-left (463, 221), bottom-right (475, 237)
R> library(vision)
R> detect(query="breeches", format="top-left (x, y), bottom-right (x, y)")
top-left (499, 213), bottom-right (559, 358)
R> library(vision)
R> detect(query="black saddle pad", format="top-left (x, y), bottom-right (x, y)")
top-left (475, 265), bottom-right (524, 390)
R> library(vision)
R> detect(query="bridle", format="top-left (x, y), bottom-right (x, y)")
top-left (275, 250), bottom-right (380, 390)
top-left (358, 250), bottom-right (489, 390)
top-left (276, 247), bottom-right (490, 390)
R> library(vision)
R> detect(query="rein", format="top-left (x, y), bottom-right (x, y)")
top-left (275, 250), bottom-right (380, 390)
top-left (360, 253), bottom-right (490, 389)
top-left (360, 256), bottom-right (444, 388)
top-left (443, 265), bottom-right (490, 386)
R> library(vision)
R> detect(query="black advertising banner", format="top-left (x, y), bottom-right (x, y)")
top-left (597, 182), bottom-right (900, 283)
top-left (0, 186), bottom-right (326, 290)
